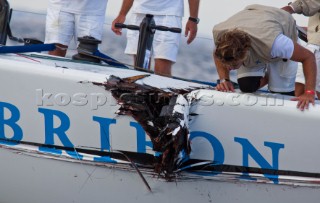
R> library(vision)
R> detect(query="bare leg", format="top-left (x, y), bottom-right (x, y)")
top-left (48, 43), bottom-right (68, 57)
top-left (154, 59), bottom-right (173, 77)
top-left (133, 55), bottom-right (136, 64)
top-left (259, 75), bottom-right (268, 88)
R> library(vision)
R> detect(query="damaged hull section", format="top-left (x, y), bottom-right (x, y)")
top-left (0, 145), bottom-right (319, 203)
top-left (93, 75), bottom-right (196, 177)
top-left (0, 53), bottom-right (320, 202)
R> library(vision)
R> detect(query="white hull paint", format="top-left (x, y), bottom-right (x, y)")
top-left (0, 146), bottom-right (319, 203)
top-left (0, 53), bottom-right (320, 202)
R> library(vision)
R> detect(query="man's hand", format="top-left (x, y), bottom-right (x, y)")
top-left (281, 5), bottom-right (295, 14)
top-left (185, 20), bottom-right (197, 44)
top-left (291, 92), bottom-right (315, 111)
top-left (112, 15), bottom-right (126, 36)
top-left (215, 80), bottom-right (235, 92)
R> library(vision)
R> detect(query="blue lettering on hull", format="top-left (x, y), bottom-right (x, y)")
top-left (0, 103), bottom-right (286, 183)
top-left (0, 102), bottom-right (23, 145)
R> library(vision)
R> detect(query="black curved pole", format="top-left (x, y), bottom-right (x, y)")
top-left (115, 14), bottom-right (181, 70)
top-left (135, 14), bottom-right (155, 69)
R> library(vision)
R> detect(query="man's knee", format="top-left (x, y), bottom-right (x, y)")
top-left (237, 76), bottom-right (262, 93)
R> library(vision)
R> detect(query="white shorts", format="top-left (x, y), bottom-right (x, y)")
top-left (296, 44), bottom-right (320, 92)
top-left (45, 8), bottom-right (105, 46)
top-left (237, 60), bottom-right (297, 92)
top-left (125, 13), bottom-right (182, 62)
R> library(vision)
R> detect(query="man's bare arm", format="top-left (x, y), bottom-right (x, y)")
top-left (111, 0), bottom-right (134, 35)
top-left (213, 53), bottom-right (235, 92)
top-left (290, 42), bottom-right (317, 110)
top-left (185, 0), bottom-right (200, 44)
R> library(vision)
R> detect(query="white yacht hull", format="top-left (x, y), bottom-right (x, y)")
top-left (0, 53), bottom-right (319, 202)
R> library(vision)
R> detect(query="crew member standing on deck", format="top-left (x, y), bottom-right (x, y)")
top-left (282, 0), bottom-right (320, 99)
top-left (111, 0), bottom-right (200, 77)
top-left (45, 0), bottom-right (108, 57)
top-left (212, 4), bottom-right (316, 111)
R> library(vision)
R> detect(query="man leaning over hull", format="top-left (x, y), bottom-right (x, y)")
top-left (212, 4), bottom-right (316, 111)
top-left (112, 0), bottom-right (200, 77)
top-left (282, 0), bottom-right (320, 99)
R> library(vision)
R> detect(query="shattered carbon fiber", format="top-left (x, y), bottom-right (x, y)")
top-left (93, 74), bottom-right (204, 179)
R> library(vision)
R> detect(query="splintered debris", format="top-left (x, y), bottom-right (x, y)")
top-left (93, 75), bottom-right (203, 179)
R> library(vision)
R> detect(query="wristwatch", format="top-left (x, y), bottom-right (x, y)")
top-left (188, 17), bottom-right (200, 24)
